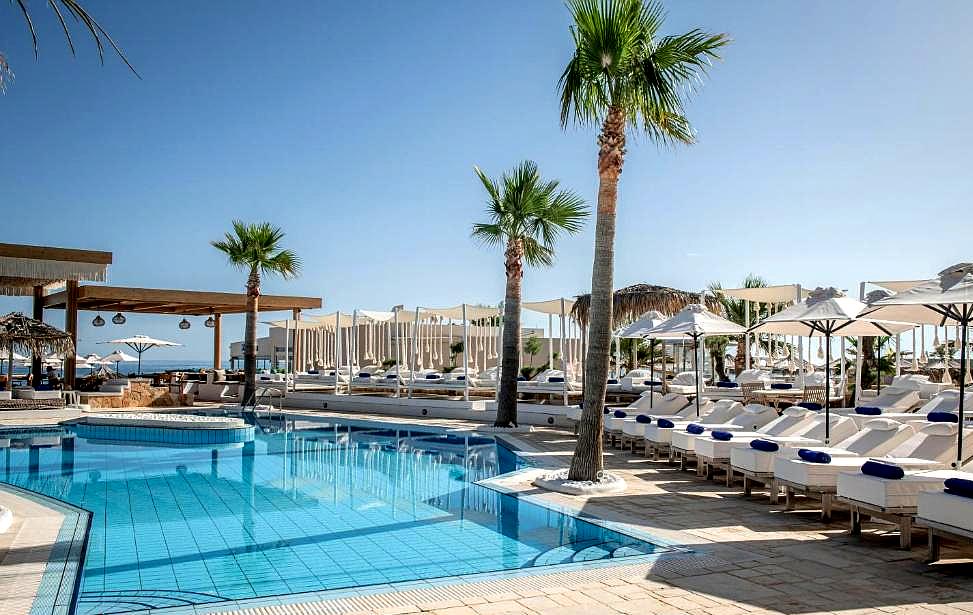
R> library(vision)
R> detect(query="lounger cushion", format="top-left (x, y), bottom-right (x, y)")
top-left (862, 460), bottom-right (905, 480)
top-left (771, 383), bottom-right (793, 390)
top-left (922, 422), bottom-right (958, 436)
top-left (944, 478), bottom-right (973, 499)
top-left (750, 439), bottom-right (779, 452)
top-left (358, 373), bottom-right (372, 378)
top-left (613, 410), bottom-right (627, 418)
top-left (607, 378), bottom-right (618, 384)
top-left (856, 406), bottom-right (882, 415)
top-left (797, 402), bottom-right (822, 411)
top-left (918, 489), bottom-right (973, 533)
top-left (717, 381), bottom-right (739, 388)
top-left (712, 431), bottom-right (733, 441)
top-left (797, 449), bottom-right (831, 464)
top-left (548, 376), bottom-right (565, 383)
top-left (686, 423), bottom-right (705, 435)
top-left (657, 418), bottom-right (675, 428)
top-left (635, 415), bottom-right (652, 424)
top-left (927, 411), bottom-right (959, 423)
top-left (644, 380), bottom-right (663, 386)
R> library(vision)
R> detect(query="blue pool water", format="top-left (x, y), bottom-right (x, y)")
top-left (0, 418), bottom-right (667, 614)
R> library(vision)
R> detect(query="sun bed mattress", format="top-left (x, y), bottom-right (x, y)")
top-left (730, 438), bottom-right (825, 474)
top-left (836, 466), bottom-right (954, 509)
top-left (918, 488), bottom-right (973, 533)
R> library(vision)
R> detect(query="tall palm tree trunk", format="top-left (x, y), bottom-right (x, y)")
top-left (569, 107), bottom-right (625, 482)
top-left (495, 239), bottom-right (524, 427)
top-left (243, 267), bottom-right (260, 406)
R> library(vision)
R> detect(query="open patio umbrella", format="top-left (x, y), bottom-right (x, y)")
top-left (750, 287), bottom-right (914, 443)
top-left (863, 263), bottom-right (973, 467)
top-left (0, 312), bottom-right (75, 387)
top-left (644, 304), bottom-right (746, 416)
top-left (102, 349), bottom-right (138, 374)
top-left (100, 335), bottom-right (180, 375)
top-left (616, 310), bottom-right (669, 407)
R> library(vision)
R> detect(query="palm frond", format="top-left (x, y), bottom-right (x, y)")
top-left (212, 220), bottom-right (301, 281)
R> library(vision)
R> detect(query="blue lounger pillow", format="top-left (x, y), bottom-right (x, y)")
top-left (425, 374), bottom-right (441, 379)
top-left (797, 449), bottom-right (831, 464)
top-left (517, 376), bottom-right (527, 381)
top-left (716, 381), bottom-right (739, 388)
top-left (712, 431), bottom-right (733, 441)
top-left (644, 380), bottom-right (663, 386)
top-left (307, 369), bottom-right (319, 374)
top-left (613, 410), bottom-right (627, 418)
top-left (657, 418), bottom-right (675, 428)
top-left (548, 376), bottom-right (565, 383)
top-left (927, 411), bottom-right (959, 423)
top-left (861, 460), bottom-right (905, 480)
top-left (797, 402), bottom-right (822, 411)
top-left (686, 423), bottom-right (705, 435)
top-left (607, 378), bottom-right (618, 384)
top-left (855, 406), bottom-right (881, 415)
top-left (635, 415), bottom-right (652, 424)
top-left (944, 478), bottom-right (973, 498)
top-left (750, 439), bottom-right (779, 452)
top-left (771, 383), bottom-right (793, 390)
top-left (603, 408), bottom-right (611, 414)
top-left (386, 374), bottom-right (398, 379)
top-left (358, 372), bottom-right (371, 378)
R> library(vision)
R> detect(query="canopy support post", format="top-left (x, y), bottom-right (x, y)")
top-left (64, 280), bottom-right (78, 388)
top-left (693, 333), bottom-right (702, 416)
top-left (795, 286), bottom-right (805, 389)
top-left (956, 307), bottom-right (968, 468)
top-left (560, 298), bottom-right (567, 407)
top-left (212, 314), bottom-right (222, 370)
top-left (410, 308), bottom-right (420, 398)
top-left (462, 304), bottom-right (470, 401)
top-left (744, 300), bottom-right (750, 370)
top-left (31, 285), bottom-right (44, 385)
top-left (393, 308), bottom-right (400, 398)
top-left (854, 282), bottom-right (866, 406)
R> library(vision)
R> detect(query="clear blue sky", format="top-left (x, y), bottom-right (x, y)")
top-left (2, 1), bottom-right (970, 361)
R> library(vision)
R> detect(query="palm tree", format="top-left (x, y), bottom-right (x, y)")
top-left (709, 275), bottom-right (769, 375)
top-left (2, 0), bottom-right (138, 92)
top-left (524, 336), bottom-right (542, 368)
top-left (472, 161), bottom-right (588, 428)
top-left (560, 0), bottom-right (728, 481)
top-left (212, 221), bottom-right (301, 406)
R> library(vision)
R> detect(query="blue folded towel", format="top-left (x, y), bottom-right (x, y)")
top-left (798, 402), bottom-right (823, 411)
top-left (716, 381), bottom-right (739, 388)
top-left (712, 431), bottom-right (733, 441)
top-left (797, 449), bottom-right (831, 464)
top-left (644, 380), bottom-right (663, 386)
top-left (771, 383), bottom-right (793, 390)
top-left (386, 374), bottom-right (397, 379)
top-left (603, 408), bottom-right (611, 414)
top-left (944, 477), bottom-right (973, 498)
top-left (657, 418), bottom-right (675, 428)
top-left (607, 378), bottom-right (618, 384)
top-left (750, 439), bottom-right (779, 452)
top-left (861, 460), bottom-right (904, 480)
top-left (686, 423), bottom-right (705, 435)
top-left (548, 376), bottom-right (565, 383)
top-left (635, 415), bottom-right (652, 424)
top-left (927, 411), bottom-right (959, 423)
top-left (855, 406), bottom-right (882, 415)
top-left (613, 410), bottom-right (627, 418)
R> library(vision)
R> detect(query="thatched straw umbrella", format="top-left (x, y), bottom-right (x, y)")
top-left (571, 283), bottom-right (721, 327)
top-left (0, 312), bottom-right (75, 386)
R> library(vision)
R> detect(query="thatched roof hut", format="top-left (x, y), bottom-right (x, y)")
top-left (0, 312), bottom-right (75, 358)
top-left (571, 284), bottom-right (721, 328)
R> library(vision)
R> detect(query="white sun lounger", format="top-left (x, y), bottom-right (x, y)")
top-left (729, 414), bottom-right (859, 486)
top-left (916, 471), bottom-right (973, 561)
top-left (640, 400), bottom-right (744, 459)
top-left (617, 395), bottom-right (700, 448)
top-left (834, 386), bottom-right (921, 425)
top-left (689, 407), bottom-right (820, 476)
top-left (671, 404), bottom-right (780, 472)
top-left (665, 371), bottom-right (699, 395)
top-left (606, 398), bottom-right (713, 448)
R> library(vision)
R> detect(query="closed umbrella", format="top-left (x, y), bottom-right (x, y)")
top-left (100, 335), bottom-right (181, 375)
top-left (863, 263), bottom-right (973, 467)
top-left (644, 304), bottom-right (746, 416)
top-left (750, 287), bottom-right (914, 443)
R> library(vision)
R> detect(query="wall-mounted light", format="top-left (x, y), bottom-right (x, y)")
top-left (92, 314), bottom-right (106, 327)
top-left (112, 313), bottom-right (127, 325)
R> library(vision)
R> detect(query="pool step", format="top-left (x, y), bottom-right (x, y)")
top-left (527, 538), bottom-right (651, 568)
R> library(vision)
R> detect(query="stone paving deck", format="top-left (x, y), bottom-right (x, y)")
top-left (2, 404), bottom-right (973, 615)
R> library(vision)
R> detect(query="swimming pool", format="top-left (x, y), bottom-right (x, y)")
top-left (0, 418), bottom-right (669, 614)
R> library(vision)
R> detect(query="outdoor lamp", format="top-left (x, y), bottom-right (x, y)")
top-left (179, 318), bottom-right (191, 330)
top-left (112, 312), bottom-right (127, 325)
top-left (92, 314), bottom-right (106, 327)
top-left (204, 316), bottom-right (216, 328)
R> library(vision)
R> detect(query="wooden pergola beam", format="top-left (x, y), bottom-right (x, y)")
top-left (43, 285), bottom-right (321, 314)
top-left (0, 242), bottom-right (113, 265)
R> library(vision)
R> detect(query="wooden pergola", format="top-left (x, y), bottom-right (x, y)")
top-left (0, 242), bottom-right (113, 385)
top-left (43, 285), bottom-right (322, 383)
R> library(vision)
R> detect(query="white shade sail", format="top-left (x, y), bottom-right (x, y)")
top-left (750, 288), bottom-right (915, 337)
top-left (719, 284), bottom-right (808, 303)
top-left (522, 298), bottom-right (576, 315)
top-left (868, 279), bottom-right (931, 293)
top-left (616, 310), bottom-right (668, 338)
top-left (644, 304), bottom-right (746, 339)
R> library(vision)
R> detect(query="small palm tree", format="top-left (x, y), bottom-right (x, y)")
top-left (561, 0), bottom-right (728, 481)
top-left (212, 221), bottom-right (301, 406)
top-left (709, 275), bottom-right (768, 375)
top-left (524, 336), bottom-right (542, 367)
top-left (2, 0), bottom-right (138, 92)
top-left (472, 161), bottom-right (588, 428)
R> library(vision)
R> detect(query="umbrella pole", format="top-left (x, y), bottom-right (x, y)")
top-left (694, 334), bottom-right (701, 417)
top-left (825, 333), bottom-right (832, 444)
top-left (649, 339), bottom-right (654, 410)
top-left (876, 337), bottom-right (881, 395)
top-left (957, 309), bottom-right (968, 468)
top-left (7, 347), bottom-right (12, 389)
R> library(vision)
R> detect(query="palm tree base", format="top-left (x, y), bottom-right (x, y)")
top-left (532, 468), bottom-right (627, 495)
